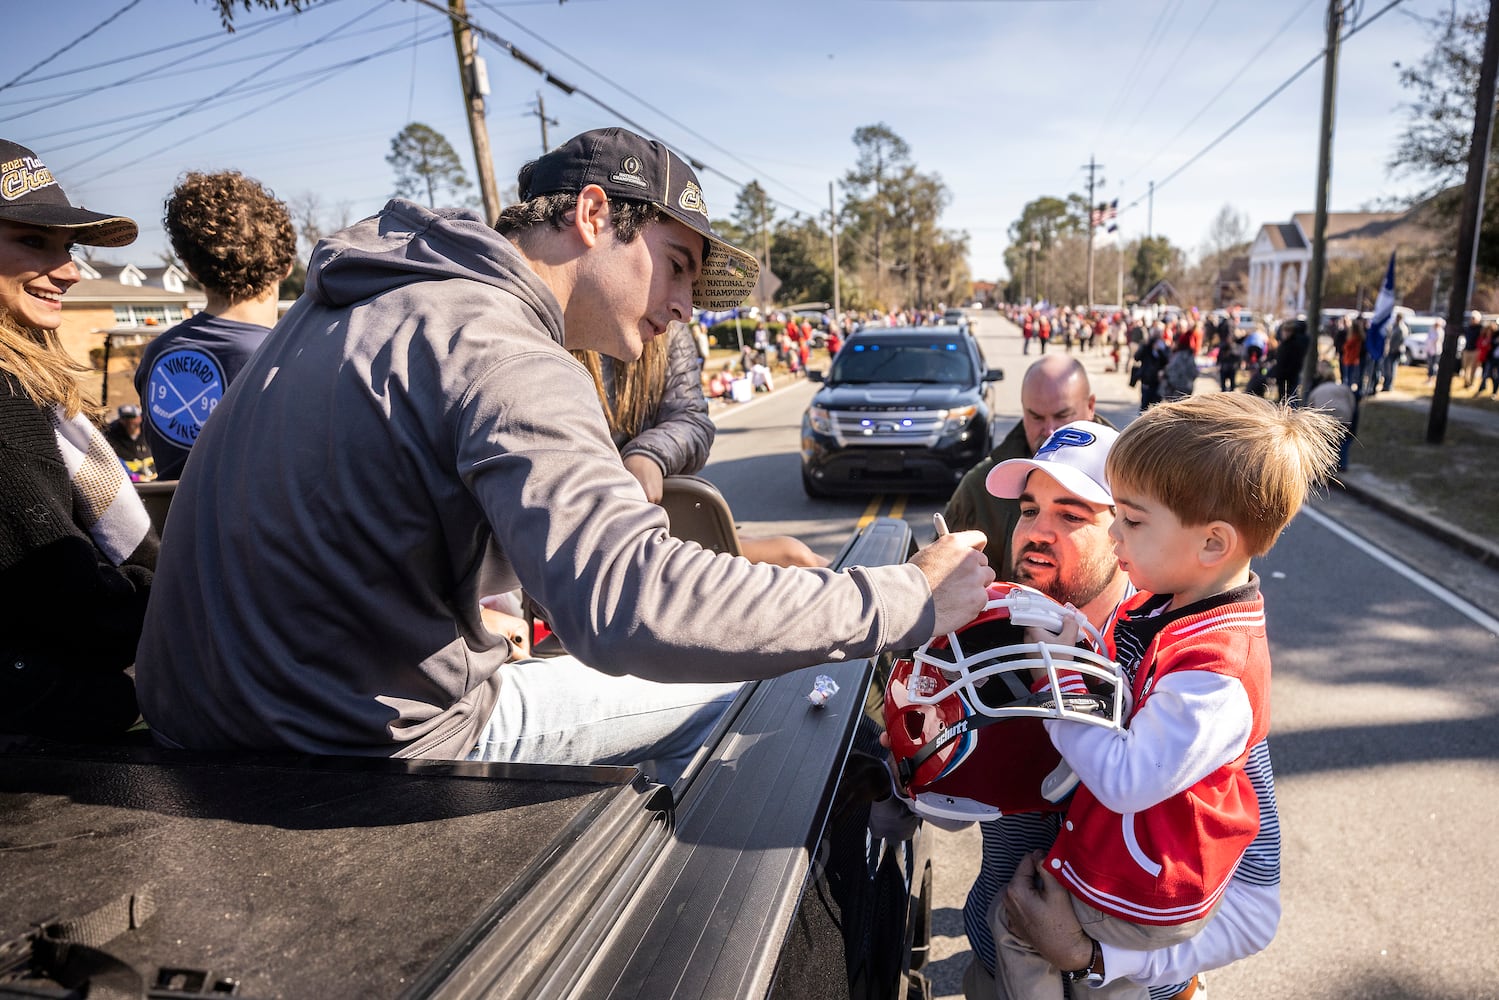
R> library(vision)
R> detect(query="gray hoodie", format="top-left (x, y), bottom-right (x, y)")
top-left (137, 200), bottom-right (934, 758)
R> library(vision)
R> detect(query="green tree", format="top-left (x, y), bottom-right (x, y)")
top-left (387, 123), bottom-right (471, 209)
top-left (1131, 236), bottom-right (1178, 299)
top-left (1002, 195), bottom-right (1087, 303)
top-left (730, 181), bottom-right (773, 244)
top-left (770, 214), bottom-right (833, 306)
top-left (841, 124), bottom-right (912, 306)
top-left (1390, 3), bottom-right (1499, 277)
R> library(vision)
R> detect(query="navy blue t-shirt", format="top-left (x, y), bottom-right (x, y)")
top-left (134, 312), bottom-right (272, 480)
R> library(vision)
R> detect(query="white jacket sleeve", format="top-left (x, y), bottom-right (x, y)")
top-left (1044, 670), bottom-right (1253, 814)
top-left (1101, 879), bottom-right (1281, 986)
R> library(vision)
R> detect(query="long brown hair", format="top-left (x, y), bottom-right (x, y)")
top-left (571, 327), bottom-right (670, 442)
top-left (0, 311), bottom-right (96, 419)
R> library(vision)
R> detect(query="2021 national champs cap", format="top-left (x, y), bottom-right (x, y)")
top-left (0, 140), bottom-right (138, 248)
top-left (520, 127), bottom-right (759, 311)
top-left (985, 421), bottom-right (1120, 506)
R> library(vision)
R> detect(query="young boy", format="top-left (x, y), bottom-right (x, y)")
top-left (995, 392), bottom-right (1341, 999)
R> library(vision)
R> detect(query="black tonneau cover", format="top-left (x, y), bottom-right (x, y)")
top-left (0, 517), bottom-right (923, 1000)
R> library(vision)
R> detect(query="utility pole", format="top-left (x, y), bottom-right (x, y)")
top-left (1026, 232), bottom-right (1038, 305)
top-left (530, 91), bottom-right (557, 154)
top-left (760, 197), bottom-right (771, 311)
top-left (1147, 181), bottom-right (1154, 239)
top-left (1084, 155), bottom-right (1102, 312)
top-left (829, 182), bottom-right (842, 323)
top-left (449, 0), bottom-right (500, 223)
top-left (1430, 0), bottom-right (1499, 442)
top-left (1301, 0), bottom-right (1347, 396)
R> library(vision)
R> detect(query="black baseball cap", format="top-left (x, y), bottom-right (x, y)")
top-left (520, 127), bottom-right (758, 311)
top-left (0, 139), bottom-right (138, 247)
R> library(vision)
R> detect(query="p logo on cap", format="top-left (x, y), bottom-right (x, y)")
top-left (1035, 426), bottom-right (1099, 460)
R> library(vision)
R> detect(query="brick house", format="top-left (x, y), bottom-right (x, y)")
top-left (59, 259), bottom-right (204, 411)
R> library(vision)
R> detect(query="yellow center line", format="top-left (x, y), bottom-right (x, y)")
top-left (857, 494), bottom-right (884, 529)
top-left (889, 495), bottom-right (909, 521)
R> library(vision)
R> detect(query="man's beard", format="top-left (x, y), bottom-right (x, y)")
top-left (1010, 542), bottom-right (1116, 610)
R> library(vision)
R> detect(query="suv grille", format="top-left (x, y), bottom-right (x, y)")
top-left (828, 408), bottom-right (945, 447)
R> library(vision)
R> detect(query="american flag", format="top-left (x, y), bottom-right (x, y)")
top-left (1090, 198), bottom-right (1118, 229)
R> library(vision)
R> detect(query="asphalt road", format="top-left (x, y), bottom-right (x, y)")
top-left (699, 311), bottom-right (1499, 1000)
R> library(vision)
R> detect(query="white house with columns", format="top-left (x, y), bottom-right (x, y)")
top-left (1247, 211), bottom-right (1408, 317)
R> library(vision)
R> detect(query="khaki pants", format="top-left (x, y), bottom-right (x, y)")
top-left (986, 886), bottom-right (1215, 1000)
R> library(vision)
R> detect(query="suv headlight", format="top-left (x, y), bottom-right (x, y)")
top-left (807, 405), bottom-right (834, 435)
top-left (939, 404), bottom-right (978, 434)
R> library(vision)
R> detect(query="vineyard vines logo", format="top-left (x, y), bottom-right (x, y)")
top-left (145, 348), bottom-right (226, 448)
top-left (609, 155), bottom-right (648, 189)
top-left (678, 181), bottom-right (708, 218)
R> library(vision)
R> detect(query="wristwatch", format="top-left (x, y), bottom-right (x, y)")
top-left (1062, 937), bottom-right (1104, 987)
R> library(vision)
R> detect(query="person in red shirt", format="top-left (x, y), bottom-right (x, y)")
top-left (1341, 317), bottom-right (1366, 390)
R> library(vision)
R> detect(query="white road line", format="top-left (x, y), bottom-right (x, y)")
top-left (1301, 505), bottom-right (1499, 635)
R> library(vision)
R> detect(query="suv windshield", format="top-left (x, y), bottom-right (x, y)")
top-left (830, 339), bottom-right (975, 384)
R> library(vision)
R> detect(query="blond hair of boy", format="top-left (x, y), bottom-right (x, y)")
top-left (1105, 393), bottom-right (1341, 607)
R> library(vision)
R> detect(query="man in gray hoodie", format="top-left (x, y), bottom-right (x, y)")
top-left (137, 128), bottom-right (993, 773)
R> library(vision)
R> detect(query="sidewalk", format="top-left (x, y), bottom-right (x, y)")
top-left (1333, 384), bottom-right (1499, 570)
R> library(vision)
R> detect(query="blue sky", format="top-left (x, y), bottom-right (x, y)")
top-left (5, 0), bottom-right (1451, 285)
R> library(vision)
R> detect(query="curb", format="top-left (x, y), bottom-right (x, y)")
top-left (1333, 477), bottom-right (1499, 572)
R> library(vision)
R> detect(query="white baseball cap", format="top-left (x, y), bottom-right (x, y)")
top-left (985, 421), bottom-right (1119, 506)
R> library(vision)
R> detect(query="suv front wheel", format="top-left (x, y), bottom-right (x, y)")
top-left (802, 467), bottom-right (830, 499)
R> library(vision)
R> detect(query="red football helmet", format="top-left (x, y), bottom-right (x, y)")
top-left (883, 581), bottom-right (1128, 823)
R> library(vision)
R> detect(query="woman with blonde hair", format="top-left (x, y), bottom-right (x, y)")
top-left (0, 139), bottom-right (153, 737)
top-left (574, 321), bottom-right (826, 568)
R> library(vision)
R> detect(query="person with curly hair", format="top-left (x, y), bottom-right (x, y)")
top-left (134, 170), bottom-right (295, 480)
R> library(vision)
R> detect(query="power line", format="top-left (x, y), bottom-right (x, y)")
top-left (473, 0), bottom-right (824, 214)
top-left (0, 12), bottom-right (409, 119)
top-left (68, 26), bottom-right (456, 192)
top-left (1110, 0), bottom-right (1227, 147)
top-left (0, 0), bottom-right (145, 93)
top-left (60, 3), bottom-right (400, 184)
top-left (409, 0), bottom-right (835, 223)
top-left (1120, 0), bottom-right (1317, 188)
top-left (1118, 0), bottom-right (1406, 217)
top-left (1093, 0), bottom-right (1187, 148)
top-left (34, 26), bottom-right (449, 149)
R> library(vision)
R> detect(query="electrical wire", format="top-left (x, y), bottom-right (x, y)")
top-left (409, 0), bottom-right (840, 223)
top-left (408, 0), bottom-right (422, 123)
top-left (0, 13), bottom-right (408, 119)
top-left (59, 4), bottom-right (406, 184)
top-left (1111, 0), bottom-right (1227, 147)
top-left (1118, 0), bottom-right (1407, 217)
top-left (0, 0), bottom-right (145, 93)
top-left (67, 25), bottom-right (456, 191)
top-left (29, 26), bottom-right (452, 148)
top-left (4, 0), bottom-right (350, 91)
top-left (1120, 0), bottom-right (1317, 188)
top-left (472, 0), bottom-right (824, 214)
top-left (1093, 0), bottom-right (1188, 149)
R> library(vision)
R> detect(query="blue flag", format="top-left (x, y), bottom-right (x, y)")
top-left (1366, 251), bottom-right (1396, 363)
top-left (696, 308), bottom-right (742, 328)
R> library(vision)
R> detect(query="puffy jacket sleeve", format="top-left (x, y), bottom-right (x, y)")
top-left (619, 323), bottom-right (715, 476)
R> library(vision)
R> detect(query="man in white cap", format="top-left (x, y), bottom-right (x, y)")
top-left (958, 421), bottom-right (1279, 999)
top-left (138, 127), bottom-right (993, 780)
top-left (944, 356), bottom-right (1109, 578)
